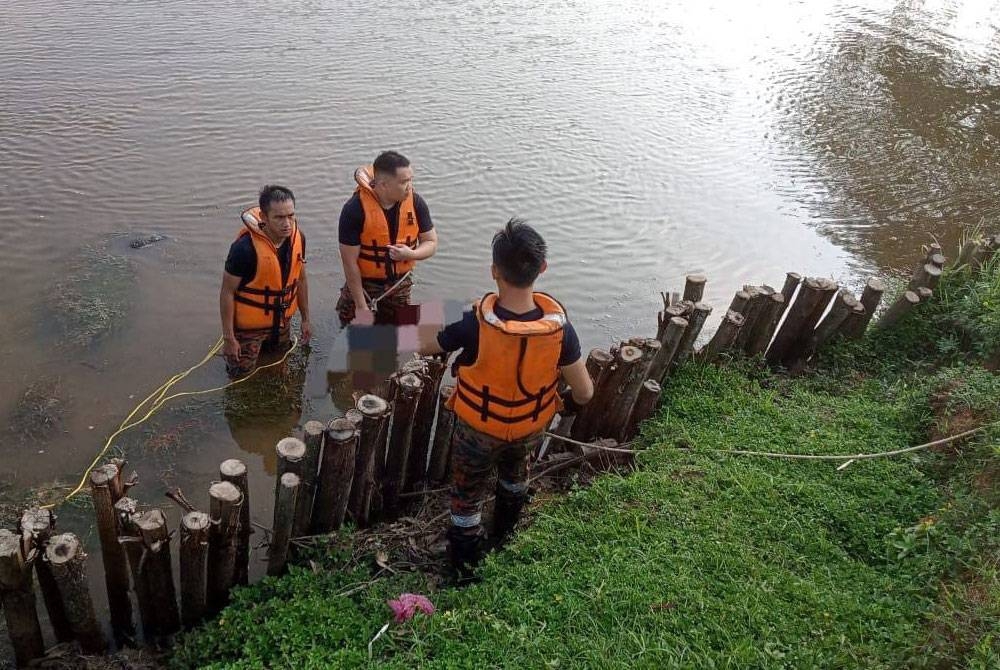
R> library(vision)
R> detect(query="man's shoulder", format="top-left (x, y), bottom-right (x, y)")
top-left (228, 232), bottom-right (255, 255)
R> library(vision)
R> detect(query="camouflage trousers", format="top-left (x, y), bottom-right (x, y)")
top-left (224, 324), bottom-right (291, 379)
top-left (449, 420), bottom-right (542, 538)
top-left (336, 275), bottom-right (414, 325)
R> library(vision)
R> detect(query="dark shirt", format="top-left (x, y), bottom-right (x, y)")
top-left (437, 302), bottom-right (582, 370)
top-left (338, 191), bottom-right (434, 246)
top-left (224, 233), bottom-right (306, 288)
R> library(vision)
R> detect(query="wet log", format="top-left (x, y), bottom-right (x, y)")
top-left (797, 290), bottom-right (860, 365)
top-left (297, 423), bottom-right (324, 538)
top-left (625, 379), bottom-right (661, 440)
top-left (923, 242), bottom-right (943, 265)
top-left (877, 290), bottom-right (921, 329)
top-left (348, 394), bottom-right (391, 525)
top-left (672, 303), bottom-right (713, 369)
top-left (573, 345), bottom-right (642, 442)
top-left (702, 310), bottom-right (745, 363)
top-left (311, 418), bottom-right (358, 533)
top-left (427, 386), bottom-right (457, 484)
top-left (647, 317), bottom-right (688, 384)
top-left (87, 464), bottom-right (134, 642)
top-left (134, 510), bottom-right (180, 636)
top-left (841, 277), bottom-right (885, 339)
top-left (0, 529), bottom-right (45, 666)
top-left (657, 300), bottom-right (688, 340)
top-left (568, 349), bottom-right (616, 442)
top-left (405, 357), bottom-right (446, 490)
top-left (206, 481), bottom-right (243, 615)
top-left (45, 533), bottom-right (106, 654)
top-left (594, 345), bottom-right (646, 441)
top-left (381, 373), bottom-right (423, 519)
top-left (179, 511), bottom-right (210, 628)
top-left (727, 289), bottom-right (752, 314)
top-left (908, 262), bottom-right (942, 291)
top-left (275, 436), bottom-right (310, 539)
top-left (18, 507), bottom-right (73, 644)
top-left (219, 459), bottom-right (250, 586)
top-left (682, 274), bottom-right (707, 303)
top-left (115, 497), bottom-right (155, 639)
top-left (734, 286), bottom-right (772, 351)
top-left (766, 277), bottom-right (833, 367)
top-left (609, 339), bottom-right (661, 441)
top-left (266, 473), bottom-right (299, 577)
top-left (778, 272), bottom-right (801, 319)
top-left (745, 292), bottom-right (785, 356)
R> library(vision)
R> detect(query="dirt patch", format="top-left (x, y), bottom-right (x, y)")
top-left (0, 643), bottom-right (167, 669)
top-left (928, 378), bottom-right (993, 447)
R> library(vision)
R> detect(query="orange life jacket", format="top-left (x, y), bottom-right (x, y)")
top-left (232, 206), bottom-right (305, 334)
top-left (353, 165), bottom-right (420, 281)
top-left (450, 292), bottom-right (566, 441)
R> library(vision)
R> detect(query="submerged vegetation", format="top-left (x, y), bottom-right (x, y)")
top-left (49, 242), bottom-right (133, 347)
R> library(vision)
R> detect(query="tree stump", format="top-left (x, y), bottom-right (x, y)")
top-left (427, 386), bottom-right (457, 485)
top-left (404, 357), bottom-right (446, 490)
top-left (134, 509), bottom-right (181, 637)
top-left (180, 511), bottom-right (210, 628)
top-left (682, 274), bottom-right (707, 303)
top-left (727, 289), bottom-right (752, 314)
top-left (0, 529), bottom-right (45, 666)
top-left (219, 459), bottom-right (250, 586)
top-left (841, 277), bottom-right (885, 339)
top-left (779, 272), bottom-right (801, 319)
top-left (672, 303), bottom-right (713, 369)
top-left (744, 292), bottom-right (785, 356)
top-left (311, 418), bottom-right (358, 533)
top-left (18, 507), bottom-right (73, 644)
top-left (348, 394), bottom-right (391, 525)
top-left (381, 373), bottom-right (423, 519)
top-left (45, 533), bottom-right (106, 654)
top-left (87, 464), bottom-right (134, 642)
top-left (275, 436), bottom-right (310, 539)
top-left (877, 290), bottom-right (921, 329)
top-left (206, 481), bottom-right (243, 615)
top-left (267, 473), bottom-right (300, 577)
top-left (624, 379), bottom-right (661, 440)
top-left (648, 317), bottom-right (688, 383)
top-left (702, 310), bottom-right (745, 363)
top-left (115, 496), bottom-right (155, 640)
top-left (297, 423), bottom-right (324, 538)
top-left (766, 277), bottom-right (831, 367)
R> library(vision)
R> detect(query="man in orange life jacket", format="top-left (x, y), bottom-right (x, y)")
top-left (420, 219), bottom-right (594, 580)
top-left (220, 185), bottom-right (312, 378)
top-left (337, 151), bottom-right (438, 324)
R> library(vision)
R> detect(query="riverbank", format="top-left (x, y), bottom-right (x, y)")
top-left (164, 256), bottom-right (999, 669)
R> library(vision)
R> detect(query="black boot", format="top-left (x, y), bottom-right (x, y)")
top-left (490, 488), bottom-right (527, 551)
top-left (446, 525), bottom-right (483, 586)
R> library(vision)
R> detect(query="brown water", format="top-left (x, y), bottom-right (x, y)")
top-left (1, 0), bottom-right (998, 651)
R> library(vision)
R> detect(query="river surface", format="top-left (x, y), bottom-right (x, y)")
top-left (1, 0), bottom-right (998, 653)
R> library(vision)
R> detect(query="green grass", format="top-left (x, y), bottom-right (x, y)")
top-left (172, 260), bottom-right (1000, 670)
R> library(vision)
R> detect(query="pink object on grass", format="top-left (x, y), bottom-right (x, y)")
top-left (387, 593), bottom-right (435, 623)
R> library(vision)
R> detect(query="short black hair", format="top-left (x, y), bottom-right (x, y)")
top-left (373, 151), bottom-right (410, 177)
top-left (259, 185), bottom-right (295, 215)
top-left (492, 218), bottom-right (546, 288)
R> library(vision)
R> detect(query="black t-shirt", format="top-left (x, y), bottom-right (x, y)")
top-left (437, 302), bottom-right (582, 370)
top-left (338, 191), bottom-right (434, 246)
top-left (224, 233), bottom-right (306, 288)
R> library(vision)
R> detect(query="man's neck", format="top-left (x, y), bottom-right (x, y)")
top-left (264, 230), bottom-right (287, 247)
top-left (496, 286), bottom-right (537, 314)
top-left (377, 195), bottom-right (397, 210)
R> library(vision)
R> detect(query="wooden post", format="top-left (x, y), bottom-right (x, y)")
top-left (841, 277), bottom-right (885, 339)
top-left (574, 345), bottom-right (642, 441)
top-left (45, 533), bottom-right (106, 654)
top-left (609, 338), bottom-right (660, 440)
top-left (87, 464), bottom-right (134, 641)
top-left (734, 286), bottom-right (773, 351)
top-left (0, 529), bottom-right (45, 667)
top-left (702, 310), bottom-right (745, 363)
top-left (744, 292), bottom-right (785, 356)
top-left (766, 277), bottom-right (830, 367)
top-left (404, 357), bottom-right (446, 490)
top-left (275, 436), bottom-right (310, 540)
top-left (908, 262), bottom-right (943, 291)
top-left (797, 290), bottom-right (860, 365)
top-left (267, 473), bottom-right (299, 577)
top-left (206, 481), bottom-right (243, 615)
top-left (311, 418), bottom-right (358, 533)
top-left (917, 286), bottom-right (933, 303)
top-left (647, 317), bottom-right (688, 384)
top-left (569, 349), bottom-right (617, 442)
top-left (219, 459), bottom-right (250, 586)
top-left (624, 379), bottom-right (661, 440)
top-left (779, 272), bottom-right (801, 317)
top-left (179, 511), bottom-right (210, 628)
top-left (590, 345), bottom-right (645, 441)
top-left (115, 497), bottom-right (155, 639)
top-left (427, 386), bottom-right (457, 484)
top-left (381, 373), bottom-right (423, 519)
top-left (298, 424), bottom-right (324, 538)
top-left (345, 408), bottom-right (364, 428)
top-left (682, 274), bottom-right (707, 303)
top-left (349, 395), bottom-right (391, 526)
top-left (727, 289), bottom-right (752, 314)
top-left (877, 290), bottom-right (921, 329)
top-left (923, 242), bottom-right (943, 265)
top-left (672, 302), bottom-right (713, 369)
top-left (134, 510), bottom-right (181, 637)
top-left (18, 508), bottom-right (73, 644)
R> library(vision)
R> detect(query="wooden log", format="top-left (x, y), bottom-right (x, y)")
top-left (877, 290), bottom-right (921, 329)
top-left (727, 289), bottom-right (752, 314)
top-left (0, 529), bottom-right (45, 666)
top-left (87, 464), bottom-right (134, 641)
top-left (345, 408), bottom-right (364, 428)
top-left (745, 292), bottom-right (785, 356)
top-left (928, 253), bottom-right (946, 268)
top-left (573, 345), bottom-right (642, 441)
top-left (917, 286), bottom-right (933, 302)
top-left (797, 290), bottom-right (860, 364)
top-left (672, 302), bottom-right (713, 369)
top-left (647, 317), bottom-right (688, 384)
top-left (766, 277), bottom-right (830, 367)
top-left (783, 278), bottom-right (838, 365)
top-left (778, 272), bottom-right (801, 319)
top-left (114, 497), bottom-right (155, 639)
top-left (608, 339), bottom-right (661, 441)
top-left (381, 374), bottom-right (423, 519)
top-left (592, 345), bottom-right (646, 441)
top-left (682, 274), bottom-right (707, 303)
top-left (275, 436), bottom-right (309, 540)
top-left (923, 242), bottom-right (943, 265)
top-left (297, 423), bottom-right (324, 538)
top-left (219, 459), bottom-right (250, 586)
top-left (404, 357), bottom-right (446, 490)
top-left (841, 277), bottom-right (885, 339)
top-left (657, 301), bottom-right (688, 340)
top-left (45, 533), bottom-right (106, 654)
top-left (266, 473), bottom-right (300, 577)
top-left (427, 386), bottom-right (457, 484)
top-left (18, 507), bottom-right (73, 644)
top-left (348, 394), bottom-right (391, 525)
top-left (206, 481), bottom-right (243, 615)
top-left (624, 380), bottom-right (661, 439)
top-left (702, 310), bottom-right (745, 363)
top-left (311, 418), bottom-right (358, 533)
top-left (908, 262), bottom-right (942, 291)
top-left (734, 285), bottom-right (771, 351)
top-left (179, 510), bottom-right (210, 628)
top-left (134, 509), bottom-right (180, 637)
top-left (569, 349), bottom-right (618, 441)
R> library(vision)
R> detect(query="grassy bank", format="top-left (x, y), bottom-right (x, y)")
top-left (172, 259), bottom-right (1000, 669)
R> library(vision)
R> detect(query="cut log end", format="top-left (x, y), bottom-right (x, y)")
top-left (275, 437), bottom-right (307, 462)
top-left (219, 459), bottom-right (247, 479)
top-left (208, 481), bottom-right (242, 504)
top-left (303, 420), bottom-right (326, 439)
top-left (89, 463), bottom-right (119, 487)
top-left (327, 417), bottom-right (359, 442)
top-left (280, 472), bottom-right (301, 489)
top-left (357, 394), bottom-right (390, 417)
top-left (182, 511), bottom-right (211, 532)
top-left (45, 533), bottom-right (84, 565)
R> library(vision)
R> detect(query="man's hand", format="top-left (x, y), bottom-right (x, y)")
top-left (353, 307), bottom-right (375, 326)
top-left (300, 319), bottom-right (313, 344)
top-left (387, 244), bottom-right (417, 261)
top-left (223, 336), bottom-right (241, 360)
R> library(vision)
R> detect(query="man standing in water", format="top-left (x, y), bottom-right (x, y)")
top-left (337, 151), bottom-right (438, 324)
top-left (220, 185), bottom-right (312, 378)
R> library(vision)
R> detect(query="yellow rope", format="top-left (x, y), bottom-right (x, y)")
top-left (44, 335), bottom-right (300, 509)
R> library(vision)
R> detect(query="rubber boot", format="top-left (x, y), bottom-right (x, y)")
top-left (446, 525), bottom-right (483, 586)
top-left (490, 488), bottom-right (527, 551)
